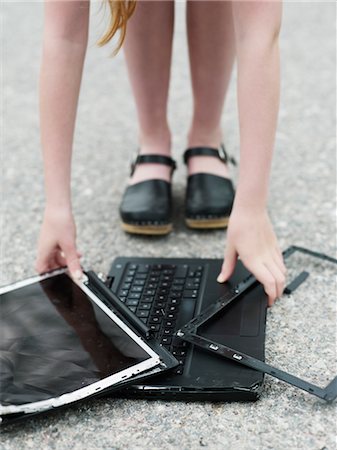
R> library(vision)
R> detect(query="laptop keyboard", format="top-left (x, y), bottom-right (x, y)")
top-left (116, 263), bottom-right (204, 374)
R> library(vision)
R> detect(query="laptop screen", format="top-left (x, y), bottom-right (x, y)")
top-left (0, 273), bottom-right (151, 410)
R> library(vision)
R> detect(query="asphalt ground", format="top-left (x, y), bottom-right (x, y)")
top-left (1, 2), bottom-right (336, 449)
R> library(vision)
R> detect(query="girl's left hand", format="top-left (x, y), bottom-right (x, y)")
top-left (217, 207), bottom-right (287, 306)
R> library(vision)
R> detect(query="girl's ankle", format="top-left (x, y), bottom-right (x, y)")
top-left (187, 124), bottom-right (223, 149)
top-left (139, 127), bottom-right (172, 156)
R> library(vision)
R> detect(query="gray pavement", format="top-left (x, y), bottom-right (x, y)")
top-left (1, 2), bottom-right (336, 449)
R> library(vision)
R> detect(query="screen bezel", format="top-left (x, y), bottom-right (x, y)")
top-left (0, 269), bottom-right (161, 415)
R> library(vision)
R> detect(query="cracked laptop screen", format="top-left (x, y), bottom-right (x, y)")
top-left (0, 273), bottom-right (150, 407)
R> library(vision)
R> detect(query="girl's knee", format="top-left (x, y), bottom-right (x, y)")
top-left (44, 1), bottom-right (89, 42)
top-left (233, 1), bottom-right (282, 47)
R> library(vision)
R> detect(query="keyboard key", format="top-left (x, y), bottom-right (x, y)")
top-left (126, 299), bottom-right (139, 307)
top-left (142, 295), bottom-right (154, 303)
top-left (150, 271), bottom-right (160, 277)
top-left (175, 265), bottom-right (188, 278)
top-left (139, 318), bottom-right (147, 324)
top-left (138, 264), bottom-right (150, 273)
top-left (162, 275), bottom-right (173, 282)
top-left (139, 303), bottom-right (151, 310)
top-left (173, 279), bottom-right (185, 285)
top-left (163, 269), bottom-right (175, 275)
top-left (171, 285), bottom-right (184, 292)
top-left (131, 286), bottom-right (143, 293)
top-left (119, 289), bottom-right (129, 296)
top-left (129, 292), bottom-right (141, 299)
top-left (129, 306), bottom-right (137, 313)
top-left (154, 301), bottom-right (165, 308)
top-left (158, 289), bottom-right (169, 296)
top-left (135, 273), bottom-right (147, 280)
top-left (150, 316), bottom-right (162, 324)
top-left (144, 289), bottom-right (155, 295)
top-left (129, 264), bottom-right (138, 270)
top-left (183, 289), bottom-right (198, 298)
top-left (127, 270), bottom-right (136, 277)
top-left (118, 296), bottom-right (126, 303)
top-left (169, 298), bottom-right (180, 305)
top-left (134, 279), bottom-right (145, 286)
top-left (149, 276), bottom-right (159, 283)
top-left (164, 320), bottom-right (175, 327)
top-left (124, 276), bottom-right (133, 283)
top-left (161, 337), bottom-right (172, 345)
top-left (185, 281), bottom-right (199, 289)
top-left (137, 310), bottom-right (149, 318)
top-left (169, 292), bottom-right (182, 299)
top-left (149, 324), bottom-right (160, 332)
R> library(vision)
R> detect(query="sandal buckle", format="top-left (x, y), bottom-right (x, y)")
top-left (220, 144), bottom-right (237, 166)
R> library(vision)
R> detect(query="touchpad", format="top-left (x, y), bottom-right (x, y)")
top-left (198, 300), bottom-right (243, 338)
top-left (198, 287), bottom-right (264, 339)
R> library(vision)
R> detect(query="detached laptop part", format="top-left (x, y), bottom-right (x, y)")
top-left (176, 246), bottom-right (337, 402)
top-left (0, 269), bottom-right (177, 424)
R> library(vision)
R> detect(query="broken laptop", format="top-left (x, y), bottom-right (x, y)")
top-left (106, 246), bottom-right (337, 402)
top-left (107, 256), bottom-right (267, 401)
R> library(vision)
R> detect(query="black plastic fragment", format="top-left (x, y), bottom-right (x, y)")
top-left (284, 271), bottom-right (310, 295)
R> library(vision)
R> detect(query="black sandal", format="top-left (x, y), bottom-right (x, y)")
top-left (183, 145), bottom-right (236, 229)
top-left (119, 154), bottom-right (176, 235)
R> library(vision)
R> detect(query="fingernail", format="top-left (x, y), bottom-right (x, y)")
top-left (217, 274), bottom-right (225, 283)
top-left (60, 251), bottom-right (65, 258)
top-left (74, 270), bottom-right (82, 280)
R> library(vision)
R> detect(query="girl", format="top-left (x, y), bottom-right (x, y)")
top-left (36, 0), bottom-right (286, 305)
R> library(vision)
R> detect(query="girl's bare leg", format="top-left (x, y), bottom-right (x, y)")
top-left (186, 0), bottom-right (236, 177)
top-left (123, 0), bottom-right (174, 184)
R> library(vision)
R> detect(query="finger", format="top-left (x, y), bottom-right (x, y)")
top-left (272, 247), bottom-right (287, 275)
top-left (55, 250), bottom-right (67, 268)
top-left (245, 262), bottom-right (277, 306)
top-left (62, 250), bottom-right (82, 259)
top-left (217, 243), bottom-right (237, 283)
top-left (35, 243), bottom-right (57, 274)
top-left (35, 259), bottom-right (52, 274)
top-left (48, 254), bottom-right (61, 272)
top-left (62, 242), bottom-right (83, 280)
top-left (263, 260), bottom-right (286, 299)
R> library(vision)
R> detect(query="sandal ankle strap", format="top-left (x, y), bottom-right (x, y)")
top-left (183, 144), bottom-right (237, 166)
top-left (130, 154), bottom-right (177, 176)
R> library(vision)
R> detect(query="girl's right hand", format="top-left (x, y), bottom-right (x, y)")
top-left (35, 207), bottom-right (83, 280)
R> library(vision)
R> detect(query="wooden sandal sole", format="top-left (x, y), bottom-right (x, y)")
top-left (185, 217), bottom-right (229, 229)
top-left (121, 222), bottom-right (173, 236)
